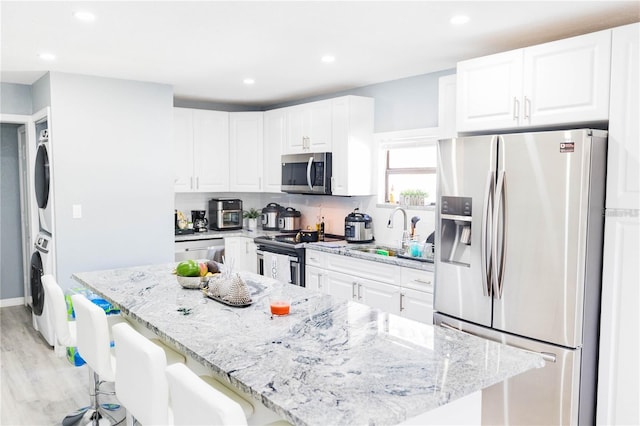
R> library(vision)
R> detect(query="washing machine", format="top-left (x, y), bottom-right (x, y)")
top-left (30, 232), bottom-right (55, 346)
top-left (34, 128), bottom-right (53, 234)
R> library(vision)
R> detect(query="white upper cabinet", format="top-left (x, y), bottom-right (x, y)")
top-left (284, 99), bottom-right (332, 154)
top-left (457, 29), bottom-right (611, 132)
top-left (262, 108), bottom-right (285, 193)
top-left (331, 96), bottom-right (375, 196)
top-left (173, 108), bottom-right (229, 192)
top-left (457, 49), bottom-right (523, 132)
top-left (605, 23), bottom-right (639, 210)
top-left (229, 112), bottom-right (264, 192)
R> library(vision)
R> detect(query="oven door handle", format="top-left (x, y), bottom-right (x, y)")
top-left (306, 156), bottom-right (314, 190)
top-left (289, 256), bottom-right (300, 286)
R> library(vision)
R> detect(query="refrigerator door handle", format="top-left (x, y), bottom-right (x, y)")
top-left (493, 170), bottom-right (507, 298)
top-left (440, 322), bottom-right (557, 363)
top-left (481, 171), bottom-right (495, 296)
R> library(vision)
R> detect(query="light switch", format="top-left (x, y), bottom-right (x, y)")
top-left (72, 204), bottom-right (82, 219)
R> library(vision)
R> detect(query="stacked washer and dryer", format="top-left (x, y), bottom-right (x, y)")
top-left (29, 123), bottom-right (56, 346)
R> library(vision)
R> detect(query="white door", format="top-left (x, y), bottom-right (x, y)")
top-left (173, 108), bottom-right (194, 192)
top-left (305, 265), bottom-right (325, 293)
top-left (284, 106), bottom-right (306, 154)
top-left (456, 49), bottom-right (523, 132)
top-left (606, 23), bottom-right (639, 210)
top-left (597, 215), bottom-right (640, 425)
top-left (193, 110), bottom-right (229, 192)
top-left (325, 270), bottom-right (357, 302)
top-left (401, 287), bottom-right (433, 324)
top-left (306, 100), bottom-right (332, 152)
top-left (229, 112), bottom-right (263, 192)
top-left (263, 109), bottom-right (285, 193)
top-left (523, 29), bottom-right (611, 126)
top-left (357, 279), bottom-right (401, 315)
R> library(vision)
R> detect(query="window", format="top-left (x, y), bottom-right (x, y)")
top-left (377, 128), bottom-right (440, 206)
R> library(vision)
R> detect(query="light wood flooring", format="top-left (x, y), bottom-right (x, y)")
top-left (1, 305), bottom-right (89, 425)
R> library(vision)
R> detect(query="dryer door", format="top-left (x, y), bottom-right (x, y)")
top-left (30, 251), bottom-right (45, 316)
top-left (35, 143), bottom-right (52, 233)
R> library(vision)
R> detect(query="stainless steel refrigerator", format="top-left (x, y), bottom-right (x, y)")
top-left (434, 128), bottom-right (607, 425)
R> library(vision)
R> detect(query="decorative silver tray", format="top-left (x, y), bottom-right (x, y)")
top-left (201, 286), bottom-right (253, 308)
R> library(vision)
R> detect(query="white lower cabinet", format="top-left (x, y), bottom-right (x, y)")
top-left (224, 237), bottom-right (257, 274)
top-left (305, 251), bottom-right (433, 323)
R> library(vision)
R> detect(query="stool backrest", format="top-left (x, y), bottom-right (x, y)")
top-left (71, 294), bottom-right (115, 381)
top-left (112, 322), bottom-right (169, 425)
top-left (42, 275), bottom-right (73, 347)
top-left (166, 363), bottom-right (248, 426)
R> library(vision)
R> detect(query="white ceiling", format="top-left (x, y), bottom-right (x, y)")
top-left (1, 1), bottom-right (638, 107)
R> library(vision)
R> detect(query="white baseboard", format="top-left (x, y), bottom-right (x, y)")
top-left (0, 297), bottom-right (26, 308)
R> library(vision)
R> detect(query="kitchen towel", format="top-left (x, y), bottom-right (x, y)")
top-left (262, 252), bottom-right (291, 284)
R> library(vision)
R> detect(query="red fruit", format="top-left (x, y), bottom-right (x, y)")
top-left (199, 263), bottom-right (207, 277)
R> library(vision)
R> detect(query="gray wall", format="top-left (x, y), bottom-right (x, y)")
top-left (1, 124), bottom-right (24, 299)
top-left (0, 83), bottom-right (32, 115)
top-left (48, 72), bottom-right (174, 290)
top-left (32, 74), bottom-right (51, 114)
top-left (174, 68), bottom-right (455, 133)
top-left (266, 69), bottom-right (455, 132)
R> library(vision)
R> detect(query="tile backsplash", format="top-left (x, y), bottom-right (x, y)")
top-left (175, 192), bottom-right (435, 246)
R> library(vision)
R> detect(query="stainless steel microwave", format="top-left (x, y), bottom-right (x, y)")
top-left (281, 153), bottom-right (332, 195)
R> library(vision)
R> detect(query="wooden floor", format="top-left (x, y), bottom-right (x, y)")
top-left (1, 305), bottom-right (88, 425)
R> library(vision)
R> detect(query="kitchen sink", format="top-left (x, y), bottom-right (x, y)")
top-left (349, 245), bottom-right (399, 257)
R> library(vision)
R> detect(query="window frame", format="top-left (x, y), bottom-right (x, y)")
top-left (375, 127), bottom-right (441, 205)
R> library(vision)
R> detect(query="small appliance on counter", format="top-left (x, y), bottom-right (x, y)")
top-left (278, 207), bottom-right (301, 233)
top-left (344, 208), bottom-right (374, 243)
top-left (191, 210), bottom-right (209, 233)
top-left (175, 210), bottom-right (194, 235)
top-left (209, 198), bottom-right (243, 230)
top-left (261, 202), bottom-right (282, 231)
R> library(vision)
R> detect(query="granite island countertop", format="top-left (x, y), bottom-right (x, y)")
top-left (72, 264), bottom-right (543, 425)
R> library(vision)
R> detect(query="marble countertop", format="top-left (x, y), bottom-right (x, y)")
top-left (72, 264), bottom-right (542, 425)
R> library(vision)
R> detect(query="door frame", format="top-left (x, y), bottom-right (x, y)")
top-left (1, 113), bottom-right (36, 307)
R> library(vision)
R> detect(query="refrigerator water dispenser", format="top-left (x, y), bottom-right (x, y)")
top-left (440, 196), bottom-right (472, 266)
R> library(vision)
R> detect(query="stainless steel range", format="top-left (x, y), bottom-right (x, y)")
top-left (254, 234), bottom-right (344, 287)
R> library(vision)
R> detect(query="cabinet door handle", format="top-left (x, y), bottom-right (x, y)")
top-left (190, 176), bottom-right (194, 190)
top-left (352, 282), bottom-right (358, 299)
top-left (513, 97), bottom-right (520, 121)
top-left (524, 96), bottom-right (531, 120)
top-left (196, 176), bottom-right (199, 189)
top-left (400, 293), bottom-right (405, 311)
top-left (357, 284), bottom-right (362, 300)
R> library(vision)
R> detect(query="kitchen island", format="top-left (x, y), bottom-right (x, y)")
top-left (72, 264), bottom-right (543, 425)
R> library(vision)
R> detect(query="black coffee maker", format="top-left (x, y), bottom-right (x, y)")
top-left (191, 210), bottom-right (208, 233)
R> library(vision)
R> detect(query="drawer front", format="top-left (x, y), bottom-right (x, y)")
top-left (400, 267), bottom-right (434, 293)
top-left (326, 253), bottom-right (398, 284)
top-left (305, 250), bottom-right (327, 268)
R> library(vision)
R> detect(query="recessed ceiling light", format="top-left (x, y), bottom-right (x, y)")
top-left (243, 78), bottom-right (255, 85)
top-left (450, 15), bottom-right (470, 25)
top-left (38, 53), bottom-right (56, 61)
top-left (73, 11), bottom-right (95, 22)
top-left (321, 55), bottom-right (335, 63)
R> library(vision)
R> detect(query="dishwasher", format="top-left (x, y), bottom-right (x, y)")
top-left (174, 238), bottom-right (224, 262)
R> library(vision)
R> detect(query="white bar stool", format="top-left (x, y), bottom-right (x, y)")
top-left (72, 294), bottom-right (122, 425)
top-left (113, 322), bottom-right (171, 425)
top-left (42, 275), bottom-right (76, 358)
top-left (166, 363), bottom-right (248, 426)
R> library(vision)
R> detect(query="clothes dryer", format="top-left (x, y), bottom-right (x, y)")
top-left (30, 232), bottom-right (55, 346)
top-left (34, 129), bottom-right (53, 234)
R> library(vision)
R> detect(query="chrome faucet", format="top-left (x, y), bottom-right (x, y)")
top-left (387, 207), bottom-right (411, 250)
